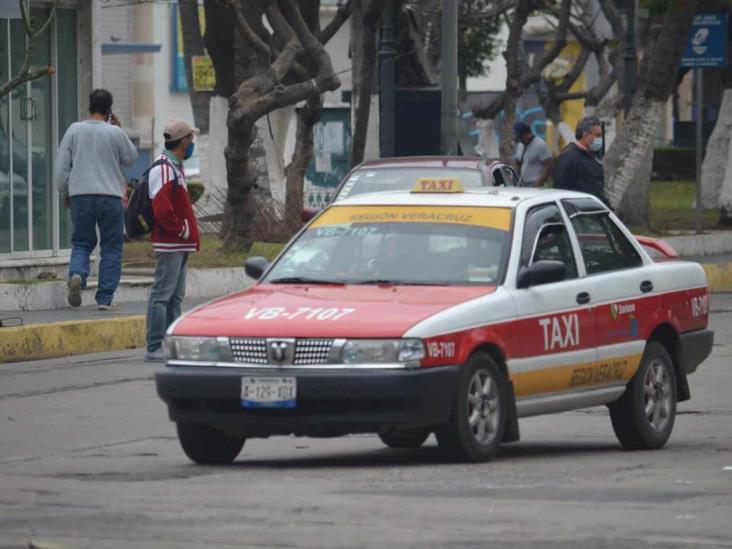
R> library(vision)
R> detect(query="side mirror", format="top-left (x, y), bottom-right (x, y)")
top-left (245, 256), bottom-right (270, 280)
top-left (517, 260), bottom-right (566, 289)
top-left (301, 208), bottom-right (317, 222)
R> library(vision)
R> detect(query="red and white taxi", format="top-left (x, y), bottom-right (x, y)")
top-left (156, 180), bottom-right (714, 464)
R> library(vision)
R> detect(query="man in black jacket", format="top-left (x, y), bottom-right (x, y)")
top-left (553, 116), bottom-right (607, 203)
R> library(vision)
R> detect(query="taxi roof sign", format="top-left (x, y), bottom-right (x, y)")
top-left (411, 178), bottom-right (464, 193)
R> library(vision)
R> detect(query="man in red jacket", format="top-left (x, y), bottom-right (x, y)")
top-left (144, 120), bottom-right (200, 361)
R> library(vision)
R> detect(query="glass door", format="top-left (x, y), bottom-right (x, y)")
top-left (0, 6), bottom-right (77, 258)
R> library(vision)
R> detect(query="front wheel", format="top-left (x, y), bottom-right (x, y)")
top-left (176, 423), bottom-right (245, 465)
top-left (609, 341), bottom-right (677, 450)
top-left (436, 352), bottom-right (507, 462)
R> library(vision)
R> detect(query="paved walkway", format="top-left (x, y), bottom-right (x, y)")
top-left (0, 298), bottom-right (211, 327)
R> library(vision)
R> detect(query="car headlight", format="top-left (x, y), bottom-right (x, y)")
top-left (169, 336), bottom-right (223, 362)
top-left (341, 339), bottom-right (425, 365)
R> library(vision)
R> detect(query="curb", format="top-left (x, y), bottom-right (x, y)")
top-left (701, 263), bottom-right (732, 292)
top-left (0, 315), bottom-right (145, 364)
top-left (2, 263), bottom-right (731, 364)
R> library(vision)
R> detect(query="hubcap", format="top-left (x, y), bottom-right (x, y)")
top-left (467, 369), bottom-right (500, 446)
top-left (643, 358), bottom-right (673, 433)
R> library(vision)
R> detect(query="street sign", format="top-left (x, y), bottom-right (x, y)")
top-left (682, 14), bottom-right (728, 68)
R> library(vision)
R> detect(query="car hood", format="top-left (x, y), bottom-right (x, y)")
top-left (173, 284), bottom-right (496, 338)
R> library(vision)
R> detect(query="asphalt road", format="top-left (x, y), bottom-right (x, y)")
top-left (1, 299), bottom-right (731, 548)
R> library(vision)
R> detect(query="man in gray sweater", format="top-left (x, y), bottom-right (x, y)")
top-left (55, 89), bottom-right (138, 309)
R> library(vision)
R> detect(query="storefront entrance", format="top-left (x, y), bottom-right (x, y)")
top-left (0, 5), bottom-right (78, 259)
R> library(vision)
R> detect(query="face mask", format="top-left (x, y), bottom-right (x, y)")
top-left (590, 137), bottom-right (603, 152)
top-left (184, 142), bottom-right (195, 160)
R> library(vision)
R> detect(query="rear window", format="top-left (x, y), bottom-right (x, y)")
top-left (335, 168), bottom-right (484, 201)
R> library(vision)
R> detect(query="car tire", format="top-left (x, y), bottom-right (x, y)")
top-left (378, 427), bottom-right (431, 449)
top-left (435, 352), bottom-right (507, 462)
top-left (609, 341), bottom-right (677, 450)
top-left (176, 423), bottom-right (245, 465)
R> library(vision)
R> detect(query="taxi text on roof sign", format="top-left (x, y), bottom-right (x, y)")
top-left (310, 205), bottom-right (512, 231)
top-left (412, 178), bottom-right (464, 193)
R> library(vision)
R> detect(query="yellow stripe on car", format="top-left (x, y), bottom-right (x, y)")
top-left (311, 206), bottom-right (512, 231)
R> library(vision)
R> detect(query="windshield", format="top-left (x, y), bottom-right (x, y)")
top-left (264, 205), bottom-right (512, 286)
top-left (335, 168), bottom-right (484, 201)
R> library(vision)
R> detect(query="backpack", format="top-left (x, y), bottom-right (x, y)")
top-left (124, 158), bottom-right (178, 239)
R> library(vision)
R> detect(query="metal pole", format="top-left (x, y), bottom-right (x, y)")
top-left (623, 0), bottom-right (637, 115)
top-left (378, 0), bottom-right (397, 157)
top-left (695, 67), bottom-right (703, 234)
top-left (440, 0), bottom-right (458, 155)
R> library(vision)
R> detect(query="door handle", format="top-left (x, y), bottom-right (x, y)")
top-left (640, 280), bottom-right (654, 293)
top-left (576, 292), bottom-right (591, 305)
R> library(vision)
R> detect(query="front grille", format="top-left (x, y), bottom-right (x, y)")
top-left (294, 339), bottom-right (334, 365)
top-left (228, 337), bottom-right (334, 365)
top-left (230, 337), bottom-right (267, 364)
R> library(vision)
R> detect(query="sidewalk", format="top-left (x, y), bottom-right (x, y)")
top-left (2, 254), bottom-right (732, 365)
top-left (0, 298), bottom-right (211, 364)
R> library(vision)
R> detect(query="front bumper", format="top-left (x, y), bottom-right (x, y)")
top-left (155, 364), bottom-right (460, 438)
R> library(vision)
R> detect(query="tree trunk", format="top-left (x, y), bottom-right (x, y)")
top-left (702, 88), bottom-right (732, 208)
top-left (178, 0), bottom-right (211, 133)
top-left (285, 98), bottom-right (322, 232)
top-left (203, 0), bottom-right (235, 98)
top-left (222, 117), bottom-right (259, 251)
top-left (604, 1), bottom-right (698, 225)
top-left (351, 1), bottom-right (381, 167)
top-left (498, 95), bottom-right (517, 162)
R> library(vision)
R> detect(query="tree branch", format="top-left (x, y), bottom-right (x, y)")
top-left (0, 0), bottom-right (58, 99)
top-left (319, 0), bottom-right (356, 45)
top-left (220, 0), bottom-right (270, 62)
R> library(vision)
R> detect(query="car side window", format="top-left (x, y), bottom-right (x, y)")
top-left (521, 204), bottom-right (578, 280)
top-left (570, 213), bottom-right (642, 275)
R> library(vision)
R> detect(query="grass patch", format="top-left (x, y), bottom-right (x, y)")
top-left (630, 180), bottom-right (721, 235)
top-left (123, 235), bottom-right (285, 269)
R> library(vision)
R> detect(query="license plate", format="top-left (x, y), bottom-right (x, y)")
top-left (241, 377), bottom-right (296, 409)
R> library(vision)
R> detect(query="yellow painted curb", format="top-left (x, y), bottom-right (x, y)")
top-left (0, 315), bottom-right (146, 364)
top-left (702, 263), bottom-right (732, 293)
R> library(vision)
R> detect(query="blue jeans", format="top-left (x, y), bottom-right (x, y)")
top-left (146, 251), bottom-right (189, 352)
top-left (69, 195), bottom-right (124, 306)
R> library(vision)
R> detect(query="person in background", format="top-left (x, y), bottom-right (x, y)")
top-left (553, 116), bottom-right (607, 202)
top-left (512, 122), bottom-right (553, 188)
top-left (144, 120), bottom-right (200, 362)
top-left (55, 89), bottom-right (138, 309)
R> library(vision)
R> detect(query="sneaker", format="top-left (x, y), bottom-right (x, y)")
top-left (144, 348), bottom-right (166, 362)
top-left (68, 274), bottom-right (82, 308)
top-left (97, 302), bottom-right (120, 311)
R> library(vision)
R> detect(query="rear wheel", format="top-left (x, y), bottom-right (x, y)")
top-left (609, 341), bottom-right (677, 450)
top-left (436, 352), bottom-right (506, 462)
top-left (176, 423), bottom-right (245, 465)
top-left (378, 427), bottom-right (431, 449)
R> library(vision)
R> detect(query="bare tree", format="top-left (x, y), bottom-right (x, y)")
top-left (0, 0), bottom-right (58, 98)
top-left (285, 0), bottom-right (355, 230)
top-left (473, 0), bottom-right (572, 161)
top-left (350, 0), bottom-right (385, 167)
top-left (220, 0), bottom-right (352, 251)
top-left (604, 0), bottom-right (699, 225)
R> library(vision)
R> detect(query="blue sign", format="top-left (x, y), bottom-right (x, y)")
top-left (682, 14), bottom-right (728, 68)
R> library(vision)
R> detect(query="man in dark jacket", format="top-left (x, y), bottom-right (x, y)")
top-left (553, 116), bottom-right (607, 202)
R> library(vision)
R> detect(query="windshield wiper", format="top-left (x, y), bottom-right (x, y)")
top-left (355, 279), bottom-right (446, 286)
top-left (268, 276), bottom-right (345, 285)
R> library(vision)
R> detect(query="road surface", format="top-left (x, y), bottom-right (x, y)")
top-left (1, 297), bottom-right (731, 548)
